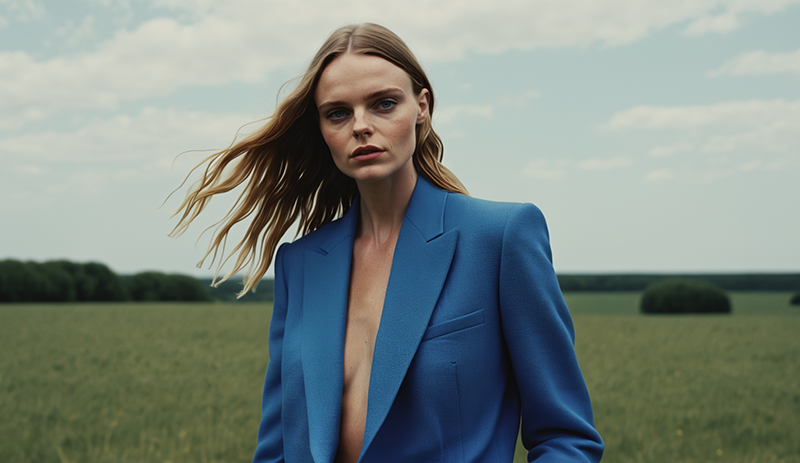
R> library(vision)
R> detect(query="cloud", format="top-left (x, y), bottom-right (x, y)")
top-left (577, 157), bottom-right (632, 170)
top-left (0, 14), bottom-right (308, 129)
top-left (709, 47), bottom-right (800, 76)
top-left (3, 0), bottom-right (800, 129)
top-left (601, 98), bottom-right (800, 180)
top-left (0, 107), bottom-right (256, 206)
top-left (56, 15), bottom-right (97, 47)
top-left (435, 104), bottom-right (493, 124)
top-left (684, 0), bottom-right (800, 36)
top-left (435, 90), bottom-right (537, 125)
top-left (648, 142), bottom-right (693, 158)
top-left (645, 169), bottom-right (675, 181)
top-left (683, 12), bottom-right (741, 36)
top-left (600, 99), bottom-right (800, 131)
top-left (521, 156), bottom-right (632, 180)
top-left (522, 159), bottom-right (567, 180)
top-left (0, 0), bottom-right (46, 23)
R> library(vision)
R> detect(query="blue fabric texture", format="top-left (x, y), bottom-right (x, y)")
top-left (253, 176), bottom-right (604, 462)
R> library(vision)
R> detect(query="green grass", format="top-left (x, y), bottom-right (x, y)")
top-left (0, 303), bottom-right (270, 463)
top-left (2, 293), bottom-right (799, 462)
top-left (515, 292), bottom-right (800, 462)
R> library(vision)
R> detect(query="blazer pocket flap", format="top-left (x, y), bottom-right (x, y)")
top-left (422, 309), bottom-right (485, 341)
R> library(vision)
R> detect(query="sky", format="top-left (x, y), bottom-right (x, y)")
top-left (1, 0), bottom-right (798, 280)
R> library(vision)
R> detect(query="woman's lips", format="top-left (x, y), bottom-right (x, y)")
top-left (351, 146), bottom-right (384, 162)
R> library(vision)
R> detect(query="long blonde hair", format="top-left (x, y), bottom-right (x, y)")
top-left (170, 23), bottom-right (467, 295)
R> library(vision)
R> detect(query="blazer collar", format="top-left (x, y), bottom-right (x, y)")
top-left (312, 174), bottom-right (448, 254)
top-left (301, 176), bottom-right (458, 462)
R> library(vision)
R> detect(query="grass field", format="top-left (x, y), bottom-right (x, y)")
top-left (1, 293), bottom-right (798, 462)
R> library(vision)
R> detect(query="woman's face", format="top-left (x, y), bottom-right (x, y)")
top-left (314, 53), bottom-right (429, 186)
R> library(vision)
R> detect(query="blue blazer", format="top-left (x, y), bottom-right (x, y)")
top-left (253, 176), bottom-right (603, 462)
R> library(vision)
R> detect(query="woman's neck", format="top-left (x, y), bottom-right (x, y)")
top-left (355, 167), bottom-right (418, 245)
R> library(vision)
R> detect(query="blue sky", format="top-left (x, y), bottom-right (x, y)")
top-left (1, 0), bottom-right (798, 278)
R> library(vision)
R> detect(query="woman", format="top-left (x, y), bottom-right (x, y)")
top-left (172, 23), bottom-right (603, 462)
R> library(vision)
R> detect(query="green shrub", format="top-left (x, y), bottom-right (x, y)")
top-left (791, 294), bottom-right (800, 306)
top-left (640, 279), bottom-right (731, 314)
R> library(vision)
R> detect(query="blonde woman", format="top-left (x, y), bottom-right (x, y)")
top-left (173, 23), bottom-right (603, 463)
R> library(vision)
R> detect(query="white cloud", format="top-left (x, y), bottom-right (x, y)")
top-left (645, 169), bottom-right (675, 181)
top-left (0, 108), bottom-right (251, 169)
top-left (737, 156), bottom-right (796, 171)
top-left (710, 47), bottom-right (800, 76)
top-left (522, 159), bottom-right (566, 180)
top-left (683, 12), bottom-right (740, 36)
top-left (3, 0), bottom-right (800, 128)
top-left (0, 0), bottom-right (45, 23)
top-left (648, 142), bottom-right (693, 158)
top-left (435, 104), bottom-right (493, 124)
top-left (56, 15), bottom-right (97, 47)
top-left (577, 157), bottom-right (632, 170)
top-left (435, 90), bottom-right (537, 125)
top-left (0, 108), bottom-right (259, 210)
top-left (602, 98), bottom-right (800, 180)
top-left (0, 14), bottom-right (308, 129)
top-left (600, 99), bottom-right (800, 130)
top-left (494, 90), bottom-right (540, 109)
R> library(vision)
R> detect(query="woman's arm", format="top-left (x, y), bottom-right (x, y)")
top-left (499, 204), bottom-right (604, 462)
top-left (252, 243), bottom-right (289, 463)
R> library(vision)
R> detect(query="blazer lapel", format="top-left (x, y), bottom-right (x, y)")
top-left (360, 177), bottom-right (459, 457)
top-left (301, 205), bottom-right (358, 463)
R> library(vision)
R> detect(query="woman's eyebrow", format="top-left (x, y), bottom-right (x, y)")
top-left (317, 87), bottom-right (405, 113)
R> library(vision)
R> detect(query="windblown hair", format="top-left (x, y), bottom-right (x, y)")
top-left (170, 23), bottom-right (467, 295)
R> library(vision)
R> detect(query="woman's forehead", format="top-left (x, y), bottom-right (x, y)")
top-left (315, 53), bottom-right (413, 103)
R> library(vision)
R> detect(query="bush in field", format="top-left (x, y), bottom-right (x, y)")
top-left (791, 294), bottom-right (800, 306)
top-left (640, 279), bottom-right (731, 314)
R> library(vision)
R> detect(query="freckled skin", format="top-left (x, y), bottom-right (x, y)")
top-left (314, 53), bottom-right (428, 187)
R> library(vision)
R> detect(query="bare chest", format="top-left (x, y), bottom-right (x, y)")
top-left (336, 236), bottom-right (396, 463)
top-left (342, 238), bottom-right (396, 386)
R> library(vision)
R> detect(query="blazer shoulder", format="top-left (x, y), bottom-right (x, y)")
top-left (443, 192), bottom-right (546, 230)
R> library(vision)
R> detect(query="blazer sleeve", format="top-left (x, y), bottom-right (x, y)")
top-left (253, 243), bottom-right (288, 463)
top-left (499, 204), bottom-right (604, 462)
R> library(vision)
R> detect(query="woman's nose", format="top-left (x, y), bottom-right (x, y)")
top-left (352, 110), bottom-right (372, 138)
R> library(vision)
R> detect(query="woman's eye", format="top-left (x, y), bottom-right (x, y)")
top-left (328, 109), bottom-right (347, 120)
top-left (327, 109), bottom-right (348, 121)
top-left (377, 100), bottom-right (396, 110)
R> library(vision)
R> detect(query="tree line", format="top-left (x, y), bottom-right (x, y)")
top-left (3, 259), bottom-right (798, 303)
top-left (0, 259), bottom-right (212, 303)
top-left (557, 273), bottom-right (800, 292)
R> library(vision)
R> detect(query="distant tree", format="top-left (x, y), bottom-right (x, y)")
top-left (640, 279), bottom-right (731, 314)
top-left (126, 272), bottom-right (164, 301)
top-left (161, 274), bottom-right (213, 302)
top-left (0, 259), bottom-right (210, 303)
top-left (126, 271), bottom-right (212, 302)
top-left (33, 260), bottom-right (128, 302)
top-left (791, 294), bottom-right (800, 306)
top-left (0, 260), bottom-right (44, 302)
top-left (83, 262), bottom-right (128, 301)
top-left (38, 261), bottom-right (77, 302)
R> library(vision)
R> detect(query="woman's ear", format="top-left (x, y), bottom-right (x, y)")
top-left (416, 88), bottom-right (430, 124)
